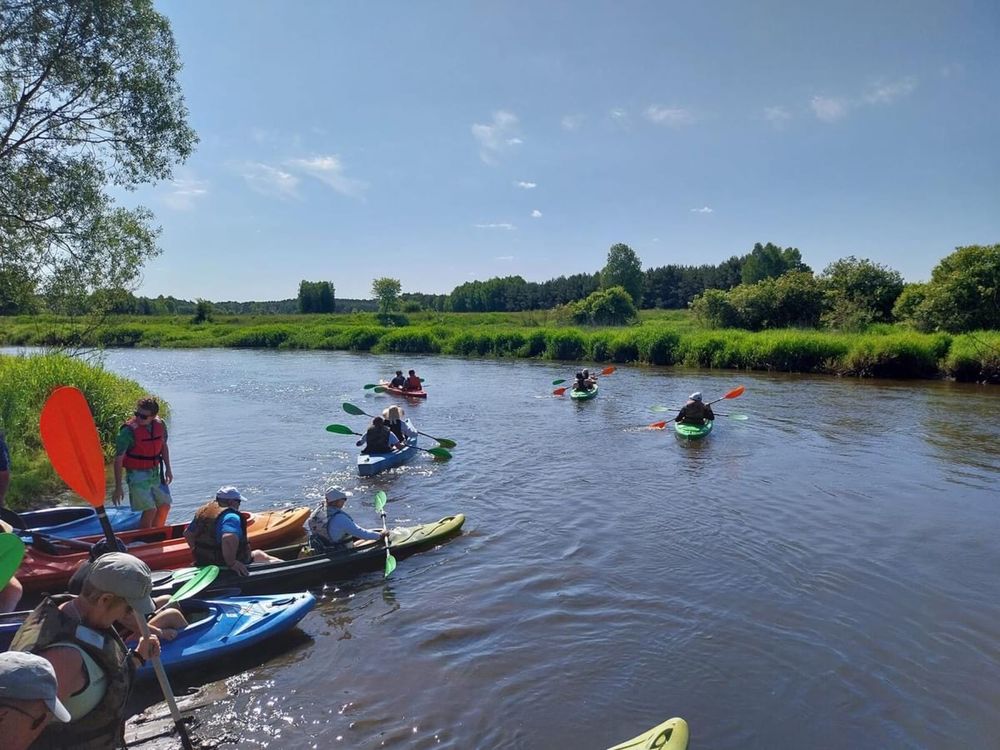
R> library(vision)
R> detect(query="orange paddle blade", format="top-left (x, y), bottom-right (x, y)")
top-left (39, 386), bottom-right (107, 506)
top-left (648, 421), bottom-right (667, 429)
top-left (601, 366), bottom-right (616, 375)
top-left (724, 385), bottom-right (745, 399)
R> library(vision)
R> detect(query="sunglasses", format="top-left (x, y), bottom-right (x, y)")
top-left (0, 700), bottom-right (48, 731)
top-left (134, 411), bottom-right (153, 419)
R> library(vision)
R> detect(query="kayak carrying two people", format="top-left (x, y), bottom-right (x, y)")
top-left (307, 488), bottom-right (388, 553)
top-left (385, 369), bottom-right (422, 391)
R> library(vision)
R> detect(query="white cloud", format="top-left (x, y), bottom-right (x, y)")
top-left (472, 110), bottom-right (522, 164)
top-left (810, 95), bottom-right (849, 122)
top-left (495, 255), bottom-right (515, 261)
top-left (237, 162), bottom-right (300, 200)
top-left (610, 108), bottom-right (628, 121)
top-left (474, 222), bottom-right (516, 230)
top-left (163, 177), bottom-right (208, 210)
top-left (690, 206), bottom-right (713, 214)
top-left (561, 114), bottom-right (584, 131)
top-left (763, 106), bottom-right (792, 126)
top-left (863, 77), bottom-right (917, 105)
top-left (515, 181), bottom-right (537, 189)
top-left (285, 155), bottom-right (367, 197)
top-left (531, 209), bottom-right (542, 218)
top-left (645, 105), bottom-right (696, 126)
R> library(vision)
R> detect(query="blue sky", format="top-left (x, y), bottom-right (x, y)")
top-left (136, 0), bottom-right (1000, 301)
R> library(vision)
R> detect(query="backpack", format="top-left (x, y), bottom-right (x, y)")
top-left (307, 502), bottom-right (329, 540)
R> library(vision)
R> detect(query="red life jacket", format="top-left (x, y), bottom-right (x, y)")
top-left (121, 416), bottom-right (165, 471)
top-left (405, 375), bottom-right (421, 390)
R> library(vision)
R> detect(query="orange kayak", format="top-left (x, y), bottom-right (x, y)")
top-left (379, 381), bottom-right (427, 398)
top-left (16, 507), bottom-right (309, 594)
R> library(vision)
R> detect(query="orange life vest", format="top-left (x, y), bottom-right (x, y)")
top-left (188, 501), bottom-right (250, 566)
top-left (121, 416), bottom-right (165, 471)
top-left (404, 375), bottom-right (421, 390)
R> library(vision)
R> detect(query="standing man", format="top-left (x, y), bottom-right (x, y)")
top-left (0, 651), bottom-right (71, 750)
top-left (10, 552), bottom-right (161, 749)
top-left (0, 429), bottom-right (10, 509)
top-left (112, 397), bottom-right (173, 528)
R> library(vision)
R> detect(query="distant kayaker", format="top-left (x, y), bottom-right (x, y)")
top-left (403, 369), bottom-right (422, 391)
top-left (582, 368), bottom-right (597, 387)
top-left (675, 392), bottom-right (715, 426)
top-left (183, 487), bottom-right (281, 576)
top-left (308, 488), bottom-right (387, 553)
top-left (356, 416), bottom-right (399, 454)
top-left (389, 370), bottom-right (406, 388)
top-left (112, 397), bottom-right (173, 529)
top-left (382, 405), bottom-right (417, 443)
top-left (0, 651), bottom-right (71, 750)
top-left (572, 372), bottom-right (593, 392)
top-left (9, 552), bottom-right (161, 750)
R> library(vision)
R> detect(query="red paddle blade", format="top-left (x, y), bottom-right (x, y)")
top-left (648, 421), bottom-right (667, 429)
top-left (39, 386), bottom-right (107, 506)
top-left (724, 385), bottom-right (746, 399)
top-left (601, 366), bottom-right (616, 375)
top-left (553, 387), bottom-right (568, 396)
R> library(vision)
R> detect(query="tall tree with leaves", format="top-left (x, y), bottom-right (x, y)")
top-left (371, 277), bottom-right (402, 315)
top-left (0, 0), bottom-right (197, 314)
top-left (600, 243), bottom-right (644, 306)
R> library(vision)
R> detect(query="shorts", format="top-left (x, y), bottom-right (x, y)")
top-left (126, 469), bottom-right (172, 512)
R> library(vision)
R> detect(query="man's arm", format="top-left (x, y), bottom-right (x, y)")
top-left (161, 441), bottom-right (172, 484)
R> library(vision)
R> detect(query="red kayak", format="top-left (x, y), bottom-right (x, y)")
top-left (379, 381), bottom-right (428, 399)
top-left (16, 508), bottom-right (310, 594)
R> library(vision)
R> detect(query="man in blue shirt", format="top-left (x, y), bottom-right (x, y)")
top-left (308, 488), bottom-right (386, 553)
top-left (184, 487), bottom-right (281, 575)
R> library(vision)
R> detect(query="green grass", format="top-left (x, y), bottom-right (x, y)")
top-left (0, 353), bottom-right (167, 508)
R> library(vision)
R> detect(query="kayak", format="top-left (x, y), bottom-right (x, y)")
top-left (379, 381), bottom-right (427, 399)
top-left (0, 594), bottom-right (316, 672)
top-left (569, 384), bottom-right (599, 400)
top-left (16, 508), bottom-right (310, 594)
top-left (358, 437), bottom-right (419, 477)
top-left (150, 515), bottom-right (466, 598)
top-left (10, 506), bottom-right (141, 540)
top-left (607, 717), bottom-right (689, 750)
top-left (674, 420), bottom-right (713, 440)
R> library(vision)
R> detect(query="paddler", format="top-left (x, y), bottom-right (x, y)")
top-left (389, 370), bottom-right (406, 388)
top-left (308, 488), bottom-right (387, 553)
top-left (582, 368), bottom-right (598, 387)
top-left (382, 405), bottom-right (417, 443)
top-left (675, 392), bottom-right (715, 426)
top-left (402, 369), bottom-right (422, 391)
top-left (183, 487), bottom-right (281, 576)
top-left (0, 651), bottom-right (71, 750)
top-left (356, 416), bottom-right (399, 454)
top-left (9, 552), bottom-right (161, 750)
top-left (572, 372), bottom-right (593, 392)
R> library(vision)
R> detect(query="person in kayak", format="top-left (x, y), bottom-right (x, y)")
top-left (382, 405), bottom-right (417, 443)
top-left (0, 651), bottom-right (71, 750)
top-left (183, 487), bottom-right (281, 576)
top-left (572, 372), bottom-right (593, 392)
top-left (308, 488), bottom-right (387, 553)
top-left (389, 370), bottom-right (406, 388)
top-left (403, 369), bottom-right (422, 391)
top-left (112, 397), bottom-right (173, 529)
top-left (9, 552), bottom-right (161, 750)
top-left (582, 368), bottom-right (598, 387)
top-left (675, 392), bottom-right (715, 425)
top-left (356, 416), bottom-right (399, 454)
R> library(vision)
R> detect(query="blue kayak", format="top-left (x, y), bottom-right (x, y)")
top-left (0, 593), bottom-right (316, 673)
top-left (357, 437), bottom-right (419, 477)
top-left (12, 506), bottom-right (142, 539)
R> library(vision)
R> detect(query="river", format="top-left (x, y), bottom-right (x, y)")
top-left (23, 349), bottom-right (1000, 748)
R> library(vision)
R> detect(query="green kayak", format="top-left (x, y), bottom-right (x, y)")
top-left (674, 419), bottom-right (713, 440)
top-left (607, 717), bottom-right (688, 750)
top-left (570, 384), bottom-right (599, 400)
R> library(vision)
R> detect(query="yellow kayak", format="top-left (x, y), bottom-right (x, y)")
top-left (607, 717), bottom-right (689, 750)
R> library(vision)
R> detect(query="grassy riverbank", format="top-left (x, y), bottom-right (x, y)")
top-left (0, 353), bottom-right (165, 508)
top-left (1, 313), bottom-right (997, 383)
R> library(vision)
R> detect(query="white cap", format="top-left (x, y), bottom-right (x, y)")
top-left (324, 488), bottom-right (351, 503)
top-left (689, 392), bottom-right (703, 402)
top-left (0, 651), bottom-right (71, 722)
top-left (215, 486), bottom-right (244, 502)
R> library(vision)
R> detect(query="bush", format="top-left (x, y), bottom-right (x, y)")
top-left (545, 329), bottom-right (587, 360)
top-left (376, 312), bottom-right (410, 327)
top-left (840, 333), bottom-right (950, 378)
top-left (223, 326), bottom-right (291, 348)
top-left (941, 332), bottom-right (1000, 383)
top-left (634, 328), bottom-right (680, 365)
top-left (373, 328), bottom-right (441, 354)
top-left (572, 286), bottom-right (638, 326)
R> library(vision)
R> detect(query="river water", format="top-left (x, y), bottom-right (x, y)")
top-left (20, 348), bottom-right (1000, 748)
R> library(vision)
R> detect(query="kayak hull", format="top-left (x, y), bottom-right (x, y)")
top-left (674, 420), bottom-right (713, 440)
top-left (607, 717), bottom-right (689, 750)
top-left (358, 437), bottom-right (418, 476)
top-left (569, 384), bottom-right (599, 400)
top-left (150, 515), bottom-right (466, 598)
top-left (379, 381), bottom-right (427, 399)
top-left (16, 508), bottom-right (310, 593)
top-left (0, 594), bottom-right (316, 672)
top-left (13, 506), bottom-right (142, 539)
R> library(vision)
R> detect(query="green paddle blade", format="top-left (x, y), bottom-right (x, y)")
top-left (384, 553), bottom-right (397, 578)
top-left (551, 379), bottom-right (567, 385)
top-left (363, 384), bottom-right (380, 389)
top-left (373, 386), bottom-right (387, 393)
top-left (426, 447), bottom-right (452, 460)
top-left (650, 405), bottom-right (670, 413)
top-left (0, 533), bottom-right (26, 589)
top-left (326, 424), bottom-right (358, 435)
top-left (433, 437), bottom-right (457, 449)
top-left (373, 490), bottom-right (387, 513)
top-left (166, 565), bottom-right (220, 605)
top-left (728, 414), bottom-right (750, 420)
top-left (342, 402), bottom-right (366, 416)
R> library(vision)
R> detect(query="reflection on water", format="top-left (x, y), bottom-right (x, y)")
top-left (9, 347), bottom-right (997, 749)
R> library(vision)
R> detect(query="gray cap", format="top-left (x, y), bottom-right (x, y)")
top-left (87, 552), bottom-right (156, 617)
top-left (689, 392), bottom-right (703, 402)
top-left (215, 486), bottom-right (244, 502)
top-left (0, 651), bottom-right (71, 723)
top-left (324, 487), bottom-right (351, 503)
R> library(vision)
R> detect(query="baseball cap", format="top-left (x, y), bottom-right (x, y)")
top-left (0, 651), bottom-right (71, 722)
top-left (324, 488), bottom-right (351, 503)
top-left (87, 552), bottom-right (156, 617)
top-left (215, 486), bottom-right (244, 502)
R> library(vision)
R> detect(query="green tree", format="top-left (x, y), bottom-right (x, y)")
top-left (690, 288), bottom-right (739, 328)
top-left (908, 244), bottom-right (1000, 332)
top-left (601, 243), bottom-right (644, 306)
top-left (297, 280), bottom-right (336, 313)
top-left (0, 0), bottom-right (197, 313)
top-left (572, 286), bottom-right (638, 326)
top-left (191, 298), bottom-right (212, 324)
top-left (0, 264), bottom-right (37, 314)
top-left (891, 282), bottom-right (929, 325)
top-left (371, 277), bottom-right (402, 315)
top-left (821, 256), bottom-right (903, 329)
top-left (740, 242), bottom-right (810, 285)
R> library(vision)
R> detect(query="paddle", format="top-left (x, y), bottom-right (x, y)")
top-left (0, 533), bottom-right (26, 589)
top-left (39, 386), bottom-right (195, 750)
top-left (553, 366), bottom-right (616, 396)
top-left (161, 565), bottom-right (220, 608)
top-left (372, 490), bottom-right (396, 578)
top-left (647, 385), bottom-right (746, 429)
top-left (340, 402), bottom-right (457, 449)
top-left (325, 424), bottom-right (453, 459)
